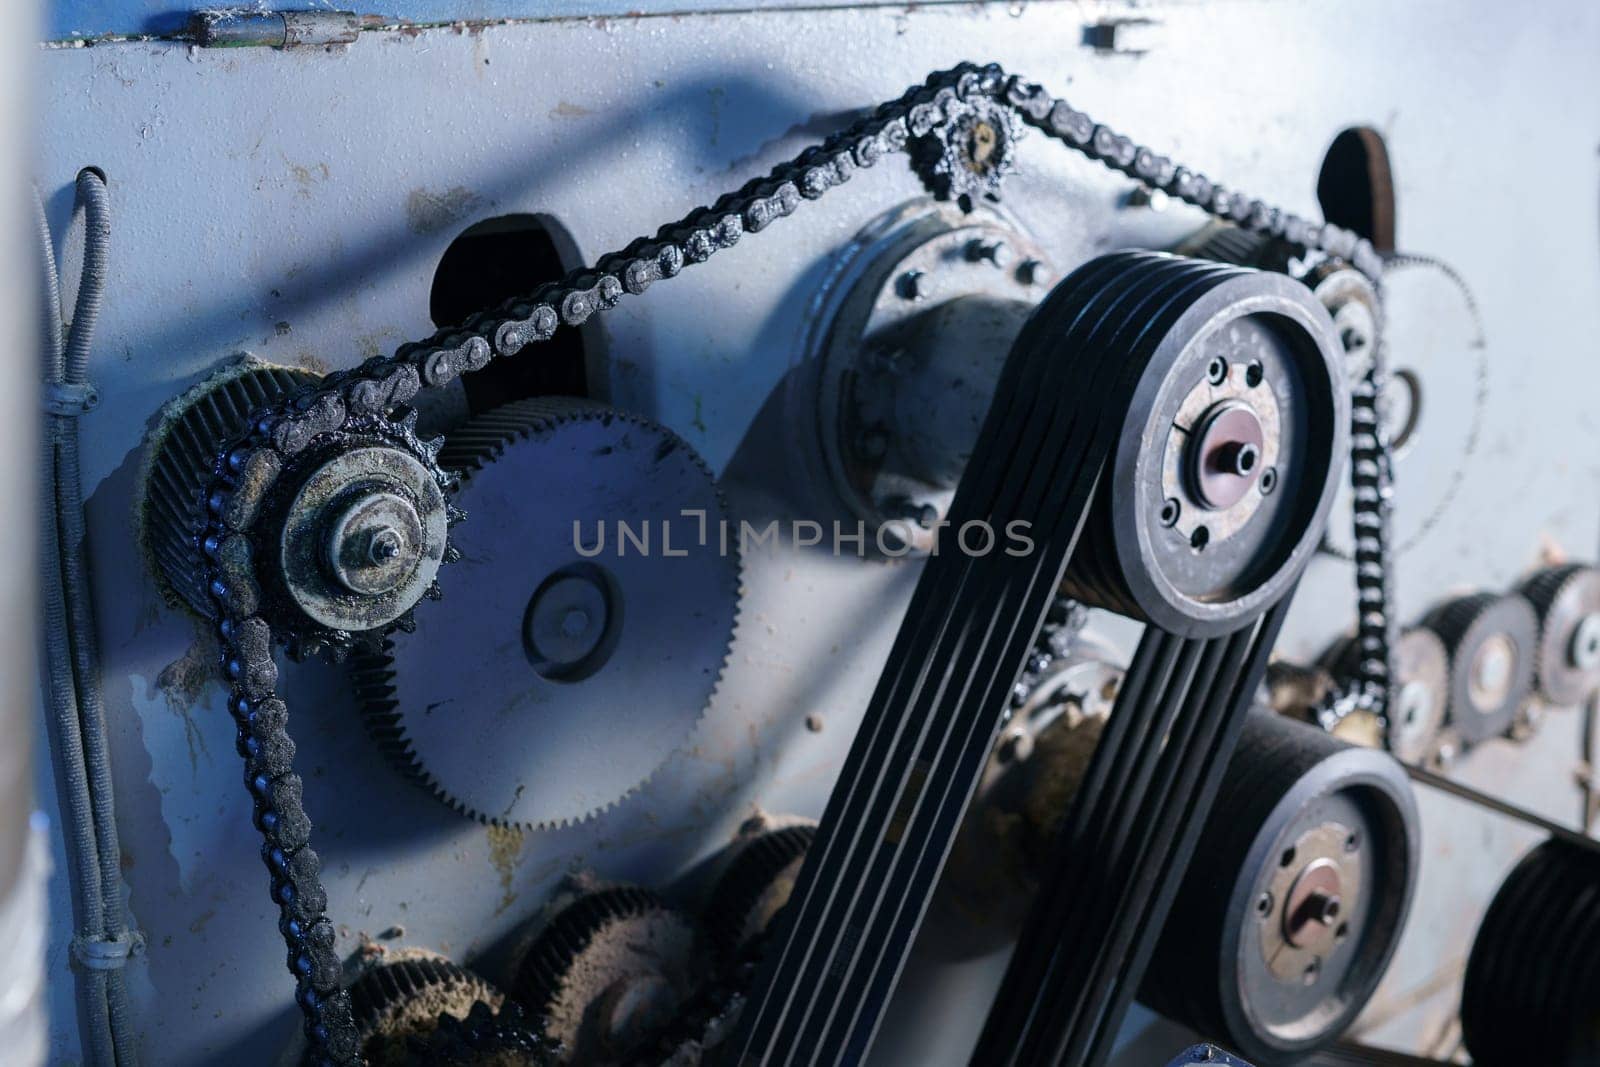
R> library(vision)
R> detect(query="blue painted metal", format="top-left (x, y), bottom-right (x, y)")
top-left (45, 0), bottom-right (952, 42)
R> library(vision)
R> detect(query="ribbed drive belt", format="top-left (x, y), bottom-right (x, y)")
top-left (725, 253), bottom-right (1343, 1066)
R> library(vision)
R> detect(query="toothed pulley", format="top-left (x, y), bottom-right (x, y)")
top-left (1423, 592), bottom-right (1538, 744)
top-left (1521, 564), bottom-right (1600, 706)
top-left (513, 885), bottom-right (710, 1064)
top-left (138, 355), bottom-right (452, 653)
top-left (704, 819), bottom-right (817, 962)
top-left (348, 955), bottom-right (505, 1065)
top-left (356, 398), bottom-right (739, 827)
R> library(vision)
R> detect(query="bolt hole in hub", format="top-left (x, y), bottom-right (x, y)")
top-left (523, 562), bottom-right (623, 682)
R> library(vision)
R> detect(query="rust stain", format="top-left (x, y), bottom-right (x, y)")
top-left (486, 824), bottom-right (525, 916)
top-left (155, 630), bottom-right (219, 775)
top-left (189, 909), bottom-right (216, 935)
top-left (283, 157), bottom-right (331, 199)
top-left (549, 100), bottom-right (593, 119)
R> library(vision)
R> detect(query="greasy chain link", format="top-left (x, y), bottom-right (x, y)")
top-left (194, 63), bottom-right (1395, 1063)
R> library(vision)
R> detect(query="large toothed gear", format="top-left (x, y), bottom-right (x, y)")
top-left (353, 398), bottom-right (740, 827)
top-left (348, 955), bottom-right (505, 1066)
top-left (513, 886), bottom-right (711, 1065)
top-left (138, 356), bottom-right (320, 616)
top-left (1521, 564), bottom-right (1600, 706)
top-left (1423, 592), bottom-right (1538, 745)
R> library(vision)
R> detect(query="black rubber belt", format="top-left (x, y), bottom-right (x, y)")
top-left (972, 605), bottom-right (1290, 1064)
top-left (726, 254), bottom-right (1298, 1066)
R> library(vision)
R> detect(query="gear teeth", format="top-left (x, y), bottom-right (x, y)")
top-left (704, 823), bottom-right (817, 962)
top-left (137, 357), bottom-right (319, 616)
top-left (1521, 564), bottom-right (1600, 705)
top-left (512, 886), bottom-right (708, 1059)
top-left (348, 955), bottom-right (504, 1063)
top-left (1523, 563), bottom-right (1588, 616)
top-left (407, 998), bottom-right (563, 1065)
top-left (358, 397), bottom-right (742, 830)
top-left (1423, 591), bottom-right (1539, 744)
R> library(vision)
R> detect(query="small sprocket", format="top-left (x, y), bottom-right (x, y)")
top-left (910, 93), bottom-right (1020, 207)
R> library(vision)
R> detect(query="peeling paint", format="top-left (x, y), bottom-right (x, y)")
top-left (154, 632), bottom-right (218, 775)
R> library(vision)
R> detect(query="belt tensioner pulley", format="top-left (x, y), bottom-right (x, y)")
top-left (1140, 712), bottom-right (1419, 1065)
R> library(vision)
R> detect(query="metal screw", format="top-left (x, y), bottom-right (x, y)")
top-left (1206, 356), bottom-right (1228, 385)
top-left (899, 270), bottom-right (931, 300)
top-left (1018, 259), bottom-right (1051, 287)
top-left (966, 239), bottom-right (1013, 268)
top-left (1259, 466), bottom-right (1278, 495)
top-left (1159, 497), bottom-right (1182, 528)
top-left (367, 527), bottom-right (402, 565)
top-left (1303, 958), bottom-right (1322, 986)
top-left (1126, 185), bottom-right (1169, 212)
top-left (1220, 441), bottom-right (1260, 478)
top-left (1255, 891), bottom-right (1274, 919)
top-left (1343, 831), bottom-right (1360, 853)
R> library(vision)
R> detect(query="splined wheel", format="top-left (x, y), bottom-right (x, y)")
top-left (353, 398), bottom-right (740, 828)
top-left (513, 885), bottom-right (710, 1065)
top-left (1140, 713), bottom-right (1418, 1064)
top-left (1423, 592), bottom-right (1538, 744)
top-left (1521, 564), bottom-right (1600, 706)
top-left (1461, 838), bottom-right (1600, 1066)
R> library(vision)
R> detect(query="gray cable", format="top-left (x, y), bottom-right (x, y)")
top-left (58, 168), bottom-right (137, 1067)
top-left (38, 170), bottom-right (138, 1065)
top-left (34, 184), bottom-right (115, 1066)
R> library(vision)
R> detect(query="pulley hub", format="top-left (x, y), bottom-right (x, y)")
top-left (807, 201), bottom-right (1054, 554)
top-left (281, 446), bottom-right (449, 631)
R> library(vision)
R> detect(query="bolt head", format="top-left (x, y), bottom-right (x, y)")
top-left (1018, 258), bottom-right (1051, 287)
top-left (899, 270), bottom-right (931, 301)
top-left (966, 238), bottom-right (1013, 268)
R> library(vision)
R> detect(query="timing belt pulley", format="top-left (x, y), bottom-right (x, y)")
top-left (728, 251), bottom-right (1348, 1065)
